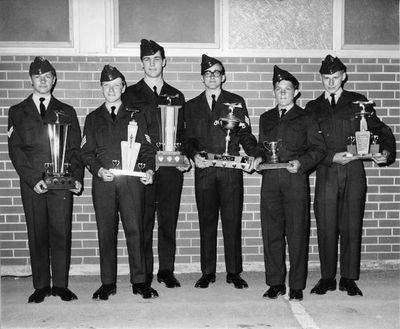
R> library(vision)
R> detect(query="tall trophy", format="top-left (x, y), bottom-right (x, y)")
top-left (43, 111), bottom-right (75, 189)
top-left (155, 94), bottom-right (186, 169)
top-left (346, 100), bottom-right (385, 163)
top-left (255, 140), bottom-right (292, 170)
top-left (200, 102), bottom-right (254, 170)
top-left (109, 117), bottom-right (146, 177)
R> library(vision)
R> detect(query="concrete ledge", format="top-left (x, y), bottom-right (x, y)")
top-left (1, 260), bottom-right (399, 277)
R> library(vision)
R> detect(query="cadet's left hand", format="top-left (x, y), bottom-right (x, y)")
top-left (252, 157), bottom-right (264, 172)
top-left (140, 169), bottom-right (154, 185)
top-left (287, 160), bottom-right (301, 173)
top-left (372, 149), bottom-right (390, 165)
top-left (176, 156), bottom-right (192, 172)
top-left (69, 180), bottom-right (82, 194)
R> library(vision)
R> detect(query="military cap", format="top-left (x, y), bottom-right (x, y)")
top-left (29, 56), bottom-right (56, 76)
top-left (272, 65), bottom-right (299, 89)
top-left (319, 55), bottom-right (347, 74)
top-left (100, 64), bottom-right (126, 84)
top-left (140, 39), bottom-right (165, 59)
top-left (201, 54), bottom-right (225, 75)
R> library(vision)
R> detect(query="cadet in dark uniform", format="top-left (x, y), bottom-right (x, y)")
top-left (253, 66), bottom-right (326, 301)
top-left (81, 65), bottom-right (158, 299)
top-left (306, 55), bottom-right (396, 296)
top-left (185, 55), bottom-right (258, 289)
top-left (8, 57), bottom-right (83, 303)
top-left (122, 39), bottom-right (188, 288)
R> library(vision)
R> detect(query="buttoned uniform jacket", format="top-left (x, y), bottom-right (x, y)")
top-left (306, 90), bottom-right (396, 166)
top-left (257, 104), bottom-right (327, 174)
top-left (185, 89), bottom-right (258, 158)
top-left (305, 89), bottom-right (396, 280)
top-left (8, 94), bottom-right (83, 188)
top-left (80, 103), bottom-right (155, 176)
top-left (122, 79), bottom-right (186, 149)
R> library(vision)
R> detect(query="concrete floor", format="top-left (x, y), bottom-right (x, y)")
top-left (1, 270), bottom-right (399, 329)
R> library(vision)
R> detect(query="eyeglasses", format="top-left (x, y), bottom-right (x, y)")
top-left (203, 70), bottom-right (222, 78)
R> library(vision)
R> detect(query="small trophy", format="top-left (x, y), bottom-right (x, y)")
top-left (200, 102), bottom-right (254, 171)
top-left (255, 140), bottom-right (292, 170)
top-left (346, 100), bottom-right (381, 159)
top-left (109, 119), bottom-right (146, 177)
top-left (155, 94), bottom-right (186, 169)
top-left (43, 111), bottom-right (75, 189)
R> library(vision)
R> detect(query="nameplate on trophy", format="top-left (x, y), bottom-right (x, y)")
top-left (201, 152), bottom-right (254, 171)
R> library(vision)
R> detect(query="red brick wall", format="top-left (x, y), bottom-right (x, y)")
top-left (0, 55), bottom-right (399, 273)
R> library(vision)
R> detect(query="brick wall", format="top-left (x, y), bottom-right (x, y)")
top-left (0, 55), bottom-right (399, 274)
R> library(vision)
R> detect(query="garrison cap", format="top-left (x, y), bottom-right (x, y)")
top-left (272, 65), bottom-right (299, 89)
top-left (319, 55), bottom-right (347, 74)
top-left (100, 65), bottom-right (126, 84)
top-left (201, 54), bottom-right (225, 75)
top-left (140, 39), bottom-right (165, 59)
top-left (29, 56), bottom-right (56, 76)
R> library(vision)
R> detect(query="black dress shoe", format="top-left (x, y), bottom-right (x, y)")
top-left (339, 278), bottom-right (363, 296)
top-left (194, 273), bottom-right (216, 288)
top-left (262, 284), bottom-right (286, 299)
top-left (226, 273), bottom-right (248, 289)
top-left (157, 271), bottom-right (181, 288)
top-left (310, 278), bottom-right (336, 295)
top-left (289, 289), bottom-right (303, 301)
top-left (51, 287), bottom-right (78, 301)
top-left (132, 283), bottom-right (159, 299)
top-left (92, 283), bottom-right (117, 300)
top-left (28, 287), bottom-right (51, 303)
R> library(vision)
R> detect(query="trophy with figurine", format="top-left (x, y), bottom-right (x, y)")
top-left (109, 118), bottom-right (146, 178)
top-left (155, 94), bottom-right (186, 169)
top-left (346, 100), bottom-right (386, 163)
top-left (200, 102), bottom-right (254, 170)
top-left (43, 110), bottom-right (75, 189)
top-left (255, 140), bottom-right (292, 170)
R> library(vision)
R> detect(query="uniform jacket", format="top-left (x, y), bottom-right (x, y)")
top-left (122, 79), bottom-right (186, 149)
top-left (8, 94), bottom-right (83, 189)
top-left (258, 104), bottom-right (326, 174)
top-left (305, 90), bottom-right (396, 166)
top-left (80, 103), bottom-right (155, 177)
top-left (184, 89), bottom-right (258, 159)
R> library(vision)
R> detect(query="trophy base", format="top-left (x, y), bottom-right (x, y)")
top-left (44, 174), bottom-right (75, 190)
top-left (156, 151), bottom-right (186, 168)
top-left (110, 169), bottom-right (147, 178)
top-left (201, 153), bottom-right (254, 170)
top-left (256, 162), bottom-right (292, 170)
top-left (345, 152), bottom-right (385, 161)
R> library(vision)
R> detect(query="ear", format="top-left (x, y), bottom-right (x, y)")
top-left (294, 89), bottom-right (300, 97)
top-left (122, 84), bottom-right (127, 93)
top-left (341, 72), bottom-right (347, 82)
top-left (162, 58), bottom-right (167, 68)
top-left (221, 75), bottom-right (226, 84)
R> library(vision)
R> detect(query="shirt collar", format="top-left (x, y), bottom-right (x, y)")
top-left (32, 94), bottom-right (51, 112)
top-left (144, 76), bottom-right (164, 94)
top-left (324, 88), bottom-right (343, 100)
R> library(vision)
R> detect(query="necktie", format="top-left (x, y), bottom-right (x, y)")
top-left (330, 94), bottom-right (336, 108)
top-left (111, 106), bottom-right (116, 121)
top-left (39, 97), bottom-right (46, 119)
top-left (153, 86), bottom-right (158, 97)
top-left (211, 94), bottom-right (216, 111)
top-left (280, 108), bottom-right (287, 118)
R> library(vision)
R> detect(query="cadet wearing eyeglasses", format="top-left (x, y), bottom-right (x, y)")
top-left (184, 54), bottom-right (258, 289)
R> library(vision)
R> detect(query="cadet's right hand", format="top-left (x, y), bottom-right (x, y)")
top-left (194, 153), bottom-right (209, 168)
top-left (98, 168), bottom-right (114, 182)
top-left (332, 152), bottom-right (357, 165)
top-left (34, 180), bottom-right (48, 194)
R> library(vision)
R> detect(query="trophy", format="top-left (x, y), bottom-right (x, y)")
top-left (43, 111), bottom-right (75, 189)
top-left (255, 140), bottom-right (292, 170)
top-left (346, 100), bottom-right (382, 160)
top-left (200, 102), bottom-right (254, 170)
top-left (155, 94), bottom-right (186, 169)
top-left (109, 118), bottom-right (146, 177)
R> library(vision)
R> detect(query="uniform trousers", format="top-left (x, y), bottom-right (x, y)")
top-left (260, 170), bottom-right (310, 290)
top-left (195, 167), bottom-right (244, 275)
top-left (143, 167), bottom-right (183, 276)
top-left (314, 161), bottom-right (366, 280)
top-left (92, 176), bottom-right (146, 285)
top-left (20, 180), bottom-right (73, 289)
